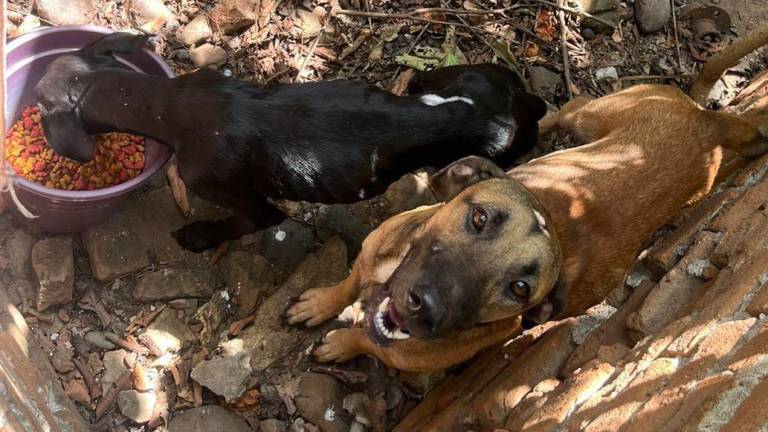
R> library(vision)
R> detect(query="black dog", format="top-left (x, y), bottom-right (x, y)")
top-left (35, 33), bottom-right (547, 251)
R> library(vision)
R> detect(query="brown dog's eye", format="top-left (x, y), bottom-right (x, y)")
top-left (510, 281), bottom-right (530, 298)
top-left (471, 207), bottom-right (488, 232)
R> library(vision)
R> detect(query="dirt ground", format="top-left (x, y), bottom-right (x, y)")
top-left (3, 0), bottom-right (768, 431)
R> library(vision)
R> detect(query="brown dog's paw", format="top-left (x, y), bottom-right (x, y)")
top-left (314, 329), bottom-right (361, 363)
top-left (285, 287), bottom-right (342, 327)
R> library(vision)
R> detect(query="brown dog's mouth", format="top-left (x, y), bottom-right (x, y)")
top-left (367, 296), bottom-right (411, 345)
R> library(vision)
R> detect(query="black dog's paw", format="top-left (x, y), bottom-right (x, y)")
top-left (172, 221), bottom-right (222, 252)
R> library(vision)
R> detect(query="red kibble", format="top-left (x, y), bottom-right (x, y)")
top-left (4, 105), bottom-right (146, 190)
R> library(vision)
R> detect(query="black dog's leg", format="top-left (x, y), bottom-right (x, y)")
top-left (173, 193), bottom-right (286, 252)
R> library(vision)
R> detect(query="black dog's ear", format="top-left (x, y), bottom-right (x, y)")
top-left (522, 273), bottom-right (567, 329)
top-left (82, 32), bottom-right (151, 57)
top-left (429, 155), bottom-right (506, 201)
top-left (519, 91), bottom-right (548, 121)
top-left (40, 110), bottom-right (96, 163)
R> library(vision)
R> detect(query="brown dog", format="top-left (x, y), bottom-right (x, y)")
top-left (286, 27), bottom-right (768, 372)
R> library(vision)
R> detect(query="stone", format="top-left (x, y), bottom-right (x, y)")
top-left (102, 349), bottom-right (129, 393)
top-left (219, 252), bottom-right (276, 316)
top-left (240, 238), bottom-right (348, 371)
top-left (142, 308), bottom-right (195, 354)
top-left (3, 228), bottom-right (35, 277)
top-left (260, 419), bottom-right (287, 432)
top-left (190, 44), bottom-right (227, 68)
top-left (168, 405), bottom-right (251, 432)
top-left (529, 66), bottom-right (562, 102)
top-left (85, 331), bottom-right (117, 350)
top-left (294, 372), bottom-right (348, 432)
top-left (134, 268), bottom-right (216, 302)
top-left (17, 14), bottom-right (41, 35)
top-left (31, 237), bottom-right (74, 311)
top-left (190, 353), bottom-right (252, 403)
top-left (634, 0), bottom-right (671, 34)
top-left (210, 0), bottom-right (256, 35)
top-left (575, 0), bottom-right (618, 13)
top-left (259, 219), bottom-right (316, 271)
top-left (130, 0), bottom-right (175, 25)
top-left (314, 204), bottom-right (373, 254)
top-left (180, 14), bottom-right (213, 46)
top-left (582, 9), bottom-right (619, 33)
top-left (51, 347), bottom-right (75, 373)
top-left (595, 66), bottom-right (619, 82)
top-left (384, 172), bottom-right (436, 216)
top-left (35, 0), bottom-right (97, 25)
top-left (82, 186), bottom-right (227, 282)
top-left (117, 390), bottom-right (156, 423)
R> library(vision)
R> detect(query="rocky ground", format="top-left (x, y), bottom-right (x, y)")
top-left (3, 0), bottom-right (768, 431)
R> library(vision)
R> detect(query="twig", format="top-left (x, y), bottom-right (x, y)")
top-left (528, 0), bottom-right (617, 29)
top-left (619, 74), bottom-right (693, 81)
top-left (670, 0), bottom-right (682, 71)
top-left (389, 24), bottom-right (429, 84)
top-left (557, 2), bottom-right (574, 100)
top-left (336, 6), bottom-right (521, 19)
top-left (338, 8), bottom-right (555, 48)
top-left (73, 357), bottom-right (101, 401)
top-left (208, 241), bottom-right (231, 267)
top-left (95, 371), bottom-right (132, 419)
top-left (295, 29), bottom-right (325, 82)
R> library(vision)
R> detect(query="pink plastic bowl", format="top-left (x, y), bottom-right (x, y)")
top-left (4, 25), bottom-right (174, 233)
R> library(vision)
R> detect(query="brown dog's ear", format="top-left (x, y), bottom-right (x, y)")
top-left (429, 156), bottom-right (506, 201)
top-left (522, 273), bottom-right (567, 329)
top-left (83, 32), bottom-right (151, 57)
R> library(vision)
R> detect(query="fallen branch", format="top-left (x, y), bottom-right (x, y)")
top-left (336, 6), bottom-right (520, 19)
top-left (95, 371), bottom-right (132, 419)
top-left (557, 1), bottom-right (574, 100)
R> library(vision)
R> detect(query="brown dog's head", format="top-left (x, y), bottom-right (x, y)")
top-left (367, 157), bottom-right (565, 344)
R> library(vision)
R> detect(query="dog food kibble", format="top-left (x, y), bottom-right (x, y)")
top-left (4, 106), bottom-right (146, 191)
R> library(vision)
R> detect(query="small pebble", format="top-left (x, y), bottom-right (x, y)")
top-left (85, 331), bottom-right (117, 350)
top-left (58, 309), bottom-right (70, 323)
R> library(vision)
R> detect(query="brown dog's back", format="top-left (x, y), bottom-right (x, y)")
top-left (513, 38), bottom-right (768, 316)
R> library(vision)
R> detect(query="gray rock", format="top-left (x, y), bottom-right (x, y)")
top-left (190, 44), bottom-right (228, 68)
top-left (117, 390), bottom-right (156, 423)
top-left (31, 237), bottom-right (74, 311)
top-left (134, 268), bottom-right (216, 302)
top-left (219, 252), bottom-right (276, 316)
top-left (240, 238), bottom-right (348, 370)
top-left (168, 405), bottom-right (250, 432)
top-left (180, 14), bottom-right (213, 46)
top-left (314, 205), bottom-right (373, 254)
top-left (85, 331), bottom-right (117, 350)
top-left (82, 186), bottom-right (227, 282)
top-left (191, 353), bottom-right (252, 403)
top-left (260, 419), bottom-right (287, 432)
top-left (294, 372), bottom-right (348, 432)
top-left (142, 308), bottom-right (195, 353)
top-left (259, 219), bottom-right (316, 271)
top-left (210, 0), bottom-right (256, 35)
top-left (102, 349), bottom-right (129, 394)
top-left (130, 0), bottom-right (174, 24)
top-left (384, 172), bottom-right (436, 216)
top-left (635, 0), bottom-right (671, 34)
top-left (574, 0), bottom-right (618, 13)
top-left (529, 66), bottom-right (562, 102)
top-left (582, 9), bottom-right (619, 33)
top-left (36, 0), bottom-right (97, 25)
top-left (51, 347), bottom-right (75, 373)
top-left (4, 228), bottom-right (35, 277)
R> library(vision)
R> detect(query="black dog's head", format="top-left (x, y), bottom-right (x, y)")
top-left (35, 32), bottom-right (150, 162)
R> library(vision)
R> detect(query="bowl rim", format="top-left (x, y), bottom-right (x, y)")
top-left (5, 25), bottom-right (175, 201)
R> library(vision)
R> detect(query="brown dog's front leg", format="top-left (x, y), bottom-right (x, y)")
top-left (286, 259), bottom-right (363, 327)
top-left (316, 318), bottom-right (522, 372)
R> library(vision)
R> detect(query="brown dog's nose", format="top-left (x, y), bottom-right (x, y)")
top-left (408, 286), bottom-right (449, 335)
